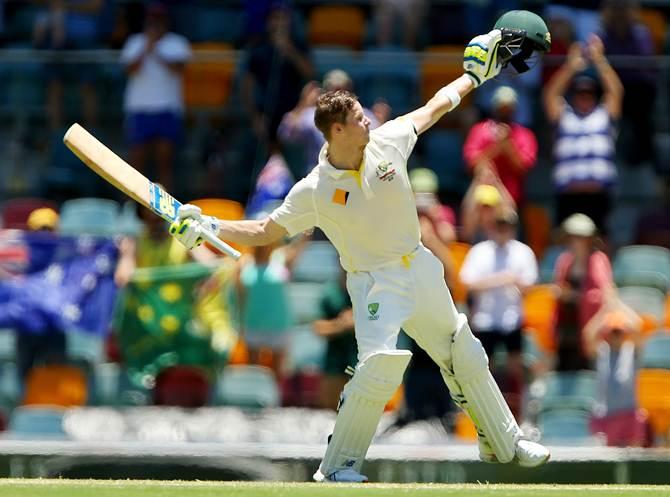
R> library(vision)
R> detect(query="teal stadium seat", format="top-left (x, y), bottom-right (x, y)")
top-left (618, 286), bottom-right (666, 324)
top-left (217, 365), bottom-right (280, 408)
top-left (286, 325), bottom-right (327, 372)
top-left (313, 47), bottom-right (361, 83)
top-left (8, 406), bottom-right (68, 439)
top-left (639, 331), bottom-right (670, 369)
top-left (358, 48), bottom-right (419, 115)
top-left (613, 245), bottom-right (670, 293)
top-left (423, 129), bottom-right (469, 195)
top-left (291, 241), bottom-right (340, 283)
top-left (528, 370), bottom-right (599, 416)
top-left (93, 362), bottom-right (121, 406)
top-left (0, 361), bottom-right (20, 410)
top-left (538, 245), bottom-right (563, 284)
top-left (59, 197), bottom-right (120, 237)
top-left (287, 281), bottom-right (326, 325)
top-left (537, 407), bottom-right (594, 445)
top-left (172, 6), bottom-right (243, 44)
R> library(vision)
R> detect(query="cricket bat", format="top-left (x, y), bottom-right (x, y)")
top-left (63, 123), bottom-right (241, 259)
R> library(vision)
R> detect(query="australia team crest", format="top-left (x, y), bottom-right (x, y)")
top-left (375, 161), bottom-right (396, 182)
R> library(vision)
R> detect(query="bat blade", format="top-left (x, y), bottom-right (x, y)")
top-left (63, 123), bottom-right (241, 259)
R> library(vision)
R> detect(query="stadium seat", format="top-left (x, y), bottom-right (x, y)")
top-left (617, 286), bottom-right (666, 325)
top-left (286, 325), bottom-right (327, 373)
top-left (1, 197), bottom-right (58, 230)
top-left (358, 48), bottom-right (419, 115)
top-left (217, 364), bottom-right (280, 408)
top-left (613, 245), bottom-right (670, 293)
top-left (522, 204), bottom-right (552, 260)
top-left (447, 242), bottom-right (470, 305)
top-left (59, 197), bottom-right (121, 237)
top-left (308, 6), bottom-right (366, 49)
top-left (172, 6), bottom-right (242, 44)
top-left (287, 281), bottom-right (326, 325)
top-left (528, 370), bottom-right (599, 416)
top-left (421, 45), bottom-right (472, 126)
top-left (67, 331), bottom-right (106, 366)
top-left (22, 364), bottom-right (88, 407)
top-left (8, 406), bottom-right (68, 439)
top-left (0, 361), bottom-right (20, 410)
top-left (423, 129), bottom-right (469, 195)
top-left (637, 8), bottom-right (667, 53)
top-left (522, 285), bottom-right (558, 355)
top-left (189, 197), bottom-right (248, 254)
top-left (312, 47), bottom-right (361, 82)
top-left (291, 240), bottom-right (340, 283)
top-left (183, 43), bottom-right (236, 109)
top-left (640, 331), bottom-right (670, 369)
top-left (537, 407), bottom-right (594, 444)
top-left (93, 362), bottom-right (121, 406)
top-left (637, 368), bottom-right (670, 440)
top-left (153, 365), bottom-right (210, 408)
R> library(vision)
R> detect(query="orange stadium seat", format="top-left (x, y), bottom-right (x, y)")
top-left (421, 46), bottom-right (471, 127)
top-left (447, 241), bottom-right (471, 305)
top-left (637, 9), bottom-right (667, 54)
top-left (523, 204), bottom-right (552, 261)
top-left (189, 198), bottom-right (249, 254)
top-left (523, 285), bottom-right (558, 354)
top-left (183, 43), bottom-right (236, 109)
top-left (308, 6), bottom-right (366, 49)
top-left (22, 364), bottom-right (88, 407)
top-left (637, 368), bottom-right (670, 440)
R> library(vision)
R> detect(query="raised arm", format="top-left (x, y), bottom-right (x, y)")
top-left (586, 35), bottom-right (624, 120)
top-left (543, 43), bottom-right (586, 123)
top-left (405, 30), bottom-right (502, 135)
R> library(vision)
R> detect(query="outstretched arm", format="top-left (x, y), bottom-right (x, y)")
top-left (586, 35), bottom-right (623, 120)
top-left (405, 29), bottom-right (502, 135)
top-left (543, 43), bottom-right (585, 123)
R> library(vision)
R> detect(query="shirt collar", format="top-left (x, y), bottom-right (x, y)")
top-left (317, 143), bottom-right (375, 199)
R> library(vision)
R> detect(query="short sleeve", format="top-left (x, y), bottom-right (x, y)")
top-left (372, 117), bottom-right (418, 162)
top-left (120, 34), bottom-right (145, 65)
top-left (269, 177), bottom-right (317, 237)
top-left (157, 34), bottom-right (191, 63)
top-left (459, 244), bottom-right (483, 285)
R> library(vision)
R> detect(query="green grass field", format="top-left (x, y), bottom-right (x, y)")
top-left (1, 480), bottom-right (668, 497)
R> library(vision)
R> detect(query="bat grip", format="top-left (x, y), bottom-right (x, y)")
top-left (201, 230), bottom-right (241, 260)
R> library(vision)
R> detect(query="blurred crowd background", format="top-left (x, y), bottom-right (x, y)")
top-left (0, 0), bottom-right (669, 452)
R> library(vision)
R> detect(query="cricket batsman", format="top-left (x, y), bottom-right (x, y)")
top-left (169, 11), bottom-right (552, 483)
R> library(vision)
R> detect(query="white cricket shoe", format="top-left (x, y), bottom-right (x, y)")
top-left (313, 468), bottom-right (369, 483)
top-left (478, 437), bottom-right (550, 468)
top-left (514, 439), bottom-right (550, 468)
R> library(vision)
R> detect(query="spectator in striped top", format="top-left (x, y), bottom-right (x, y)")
top-left (543, 35), bottom-right (624, 234)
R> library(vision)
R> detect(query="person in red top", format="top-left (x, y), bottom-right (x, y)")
top-left (553, 213), bottom-right (615, 371)
top-left (463, 86), bottom-right (538, 207)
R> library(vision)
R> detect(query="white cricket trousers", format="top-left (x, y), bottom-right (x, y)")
top-left (346, 244), bottom-right (458, 368)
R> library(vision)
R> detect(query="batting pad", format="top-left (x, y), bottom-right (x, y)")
top-left (443, 315), bottom-right (521, 463)
top-left (319, 350), bottom-right (412, 476)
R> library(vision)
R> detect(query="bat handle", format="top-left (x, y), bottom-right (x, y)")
top-left (201, 230), bottom-right (241, 260)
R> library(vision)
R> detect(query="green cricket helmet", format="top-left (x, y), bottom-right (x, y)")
top-left (494, 10), bottom-right (551, 74)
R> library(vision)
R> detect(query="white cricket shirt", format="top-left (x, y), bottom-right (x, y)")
top-left (120, 32), bottom-right (191, 113)
top-left (270, 118), bottom-right (420, 272)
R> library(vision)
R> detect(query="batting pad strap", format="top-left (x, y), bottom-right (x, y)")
top-left (448, 315), bottom-right (521, 463)
top-left (319, 350), bottom-right (412, 475)
top-left (437, 86), bottom-right (462, 110)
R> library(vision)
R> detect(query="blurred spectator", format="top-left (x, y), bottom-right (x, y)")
top-left (241, 2), bottom-right (313, 142)
top-left (312, 270), bottom-right (357, 410)
top-left (583, 300), bottom-right (651, 447)
top-left (460, 182), bottom-right (514, 244)
top-left (542, 15), bottom-right (575, 84)
top-left (410, 168), bottom-right (456, 281)
top-left (634, 178), bottom-right (670, 249)
top-left (553, 213), bottom-right (615, 371)
top-left (600, 0), bottom-right (657, 166)
top-left (120, 2), bottom-right (191, 194)
top-left (544, 0), bottom-right (601, 42)
top-left (543, 36), bottom-right (623, 233)
top-left (459, 209), bottom-right (538, 416)
top-left (235, 225), bottom-right (304, 377)
top-left (32, 0), bottom-right (104, 130)
top-left (373, 0), bottom-right (427, 49)
top-left (464, 86), bottom-right (538, 207)
top-left (26, 207), bottom-right (59, 232)
top-left (278, 70), bottom-right (388, 177)
top-left (246, 147), bottom-right (296, 219)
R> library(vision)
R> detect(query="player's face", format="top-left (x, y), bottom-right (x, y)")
top-left (343, 102), bottom-right (371, 146)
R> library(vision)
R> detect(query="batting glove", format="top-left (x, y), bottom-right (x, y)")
top-left (168, 204), bottom-right (221, 250)
top-left (463, 29), bottom-right (502, 88)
